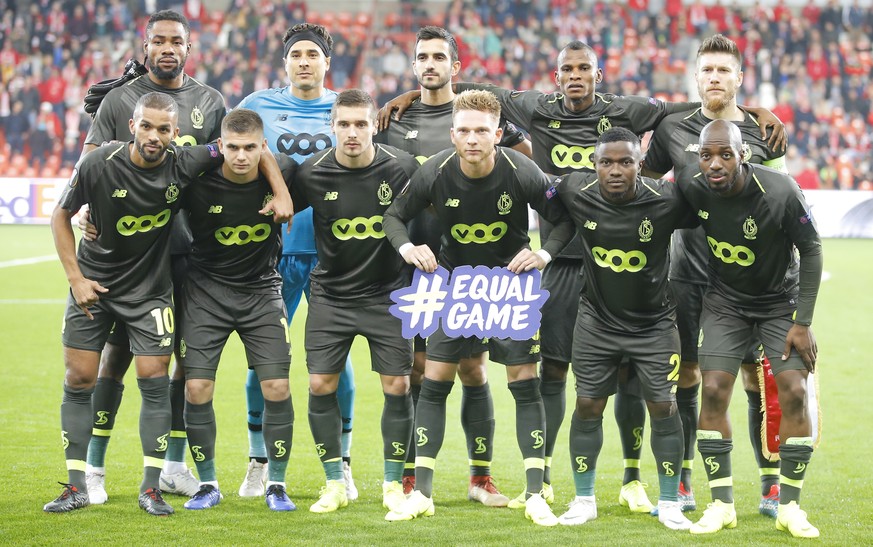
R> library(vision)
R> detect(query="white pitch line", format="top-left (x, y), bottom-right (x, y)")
top-left (0, 299), bottom-right (65, 304)
top-left (0, 255), bottom-right (56, 268)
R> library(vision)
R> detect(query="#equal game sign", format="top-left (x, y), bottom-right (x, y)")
top-left (389, 265), bottom-right (549, 341)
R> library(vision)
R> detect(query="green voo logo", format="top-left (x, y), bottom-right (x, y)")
top-left (116, 209), bottom-right (171, 236)
top-left (706, 237), bottom-right (755, 266)
top-left (331, 216), bottom-right (385, 240)
top-left (452, 222), bottom-right (507, 244)
top-left (592, 247), bottom-right (646, 273)
top-left (191, 445), bottom-right (205, 462)
top-left (215, 223), bottom-right (272, 246)
top-left (551, 144), bottom-right (595, 170)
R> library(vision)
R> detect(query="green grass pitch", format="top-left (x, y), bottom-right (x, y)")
top-left (0, 225), bottom-right (870, 545)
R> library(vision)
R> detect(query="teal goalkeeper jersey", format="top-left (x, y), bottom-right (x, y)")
top-left (237, 87), bottom-right (338, 255)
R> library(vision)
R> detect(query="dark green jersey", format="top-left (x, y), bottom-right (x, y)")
top-left (291, 144), bottom-right (419, 305)
top-left (58, 143), bottom-right (220, 300)
top-left (464, 83), bottom-right (692, 258)
top-left (675, 164), bottom-right (821, 311)
top-left (85, 75), bottom-right (226, 256)
top-left (85, 75), bottom-right (226, 147)
top-left (375, 98), bottom-right (526, 253)
top-left (183, 154), bottom-right (296, 294)
top-left (645, 108), bottom-right (787, 285)
top-left (554, 173), bottom-right (697, 333)
top-left (384, 147), bottom-right (574, 270)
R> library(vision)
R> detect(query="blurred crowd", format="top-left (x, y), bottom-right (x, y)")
top-left (0, 0), bottom-right (871, 189)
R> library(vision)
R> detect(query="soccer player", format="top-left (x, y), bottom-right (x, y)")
top-left (375, 25), bottom-right (531, 505)
top-left (291, 90), bottom-right (418, 514)
top-left (676, 120), bottom-right (821, 538)
top-left (81, 9), bottom-right (226, 502)
top-left (45, 92), bottom-right (289, 515)
top-left (644, 34), bottom-right (788, 516)
top-left (382, 90), bottom-right (573, 526)
top-left (177, 109), bottom-right (297, 512)
top-left (551, 127), bottom-right (696, 530)
top-left (235, 23), bottom-right (358, 499)
top-left (381, 40), bottom-right (782, 509)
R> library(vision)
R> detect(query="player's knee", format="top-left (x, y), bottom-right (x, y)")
top-left (646, 400), bottom-right (676, 420)
top-left (574, 396), bottom-right (606, 419)
top-left (64, 367), bottom-right (97, 390)
top-left (381, 374), bottom-right (410, 396)
top-left (700, 378), bottom-right (732, 412)
top-left (260, 378), bottom-right (290, 401)
top-left (776, 379), bottom-right (808, 418)
top-left (185, 379), bottom-right (214, 404)
top-left (540, 358), bottom-right (569, 382)
top-left (458, 361), bottom-right (487, 385)
top-left (309, 374), bottom-right (339, 395)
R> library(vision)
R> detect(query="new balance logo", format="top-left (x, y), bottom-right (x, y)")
top-left (208, 205), bottom-right (223, 214)
top-left (548, 120), bottom-right (561, 129)
top-left (158, 337), bottom-right (172, 347)
top-left (685, 144), bottom-right (700, 152)
top-left (445, 198), bottom-right (460, 207)
top-left (324, 192), bottom-right (338, 201)
top-left (111, 189), bottom-right (127, 198)
top-left (584, 220), bottom-right (597, 230)
top-left (698, 210), bottom-right (709, 220)
top-left (405, 130), bottom-right (418, 139)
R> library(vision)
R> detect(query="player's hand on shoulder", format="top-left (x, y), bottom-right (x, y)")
top-left (400, 244), bottom-right (437, 273)
top-left (261, 193), bottom-right (294, 227)
top-left (783, 323), bottom-right (817, 373)
top-left (507, 248), bottom-right (547, 273)
top-left (376, 90), bottom-right (420, 131)
top-left (71, 277), bottom-right (108, 320)
top-left (77, 207), bottom-right (98, 242)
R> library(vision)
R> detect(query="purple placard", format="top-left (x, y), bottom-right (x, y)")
top-left (389, 265), bottom-right (549, 341)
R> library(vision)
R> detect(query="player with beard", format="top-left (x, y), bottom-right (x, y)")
top-left (375, 25), bottom-right (531, 505)
top-left (235, 23), bottom-right (360, 501)
top-left (675, 120), bottom-right (821, 538)
top-left (644, 34), bottom-right (787, 517)
top-left (45, 92), bottom-right (290, 515)
top-left (383, 90), bottom-right (573, 527)
top-left (380, 40), bottom-right (784, 510)
top-left (80, 10), bottom-right (226, 504)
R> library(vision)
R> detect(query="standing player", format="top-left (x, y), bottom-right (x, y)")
top-left (47, 93), bottom-right (222, 515)
top-left (383, 90), bottom-right (573, 526)
top-left (291, 90), bottom-right (418, 515)
top-left (551, 127), bottom-right (696, 530)
top-left (81, 9), bottom-right (226, 503)
top-left (375, 25), bottom-right (531, 504)
top-left (178, 109), bottom-right (297, 512)
top-left (236, 23), bottom-right (358, 499)
top-left (644, 34), bottom-right (788, 516)
top-left (677, 120), bottom-right (821, 538)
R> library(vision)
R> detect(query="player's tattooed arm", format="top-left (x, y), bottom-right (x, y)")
top-left (52, 205), bottom-right (107, 319)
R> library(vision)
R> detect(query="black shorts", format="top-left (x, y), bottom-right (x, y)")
top-left (426, 325), bottom-right (541, 366)
top-left (305, 297), bottom-right (412, 376)
top-left (572, 318), bottom-right (680, 403)
top-left (179, 272), bottom-right (290, 382)
top-left (673, 279), bottom-right (705, 363)
top-left (540, 258), bottom-right (584, 363)
top-left (698, 294), bottom-right (805, 376)
top-left (106, 254), bottom-right (189, 348)
top-left (62, 290), bottom-right (175, 356)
